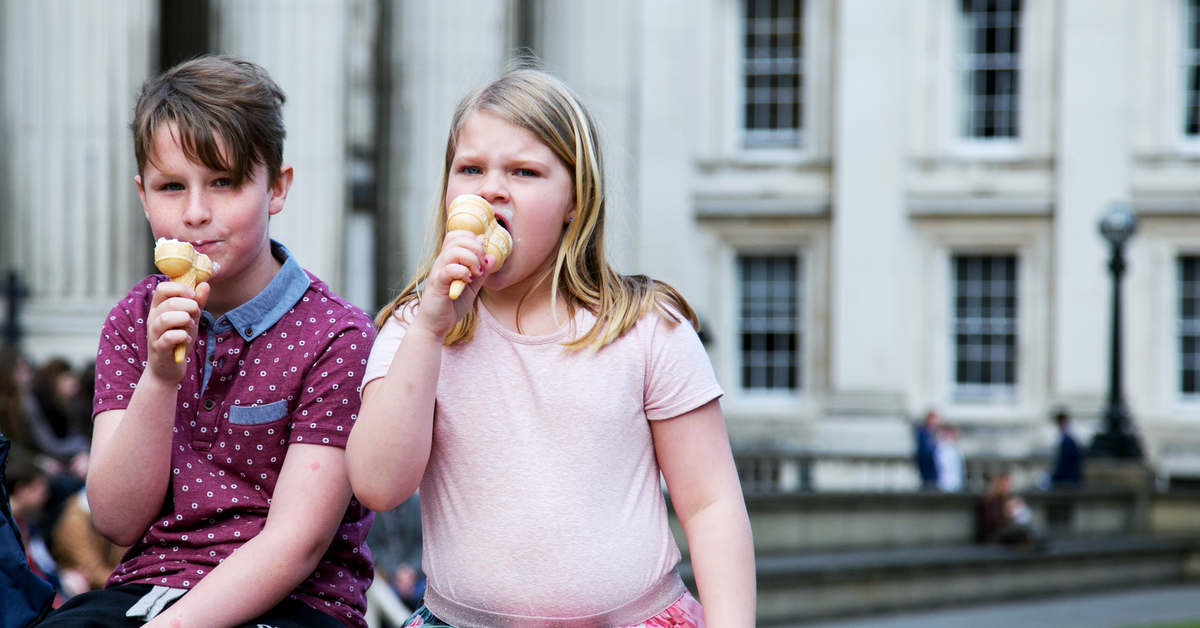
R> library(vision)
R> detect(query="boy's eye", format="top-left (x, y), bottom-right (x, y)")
top-left (161, 182), bottom-right (184, 192)
top-left (213, 177), bottom-right (232, 188)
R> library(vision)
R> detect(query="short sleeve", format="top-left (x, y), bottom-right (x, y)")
top-left (288, 308), bottom-right (376, 448)
top-left (93, 278), bottom-right (158, 416)
top-left (362, 302), bottom-right (415, 392)
top-left (642, 312), bottom-right (724, 421)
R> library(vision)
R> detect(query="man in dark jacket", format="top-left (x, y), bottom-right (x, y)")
top-left (1050, 410), bottom-right (1084, 487)
top-left (915, 411), bottom-right (940, 490)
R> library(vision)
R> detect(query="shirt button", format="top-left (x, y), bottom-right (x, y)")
top-left (245, 327), bottom-right (253, 336)
top-left (203, 399), bottom-right (216, 411)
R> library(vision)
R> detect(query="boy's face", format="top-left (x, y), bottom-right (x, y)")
top-left (136, 123), bottom-right (292, 292)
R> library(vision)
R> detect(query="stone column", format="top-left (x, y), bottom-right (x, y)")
top-left (0, 0), bottom-right (155, 364)
top-left (382, 0), bottom-right (514, 286)
top-left (535, 1), bottom-right (642, 274)
top-left (824, 0), bottom-right (912, 454)
top-left (215, 0), bottom-right (349, 292)
top-left (1053, 0), bottom-right (1134, 410)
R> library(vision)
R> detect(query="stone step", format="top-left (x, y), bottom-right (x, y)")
top-left (680, 537), bottom-right (1199, 625)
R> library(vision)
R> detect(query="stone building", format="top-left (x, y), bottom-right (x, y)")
top-left (3, 0), bottom-right (1200, 489)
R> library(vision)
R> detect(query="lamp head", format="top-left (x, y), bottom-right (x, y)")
top-left (1100, 201), bottom-right (1137, 246)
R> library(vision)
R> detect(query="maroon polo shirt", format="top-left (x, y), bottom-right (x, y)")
top-left (93, 242), bottom-right (376, 628)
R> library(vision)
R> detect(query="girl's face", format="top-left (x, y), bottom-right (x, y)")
top-left (446, 111), bottom-right (575, 295)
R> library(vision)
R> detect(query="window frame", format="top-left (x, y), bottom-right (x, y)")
top-left (736, 252), bottom-right (803, 392)
top-left (1181, 0), bottom-right (1200, 149)
top-left (701, 218), bottom-right (828, 421)
top-left (949, 252), bottom-right (1020, 402)
top-left (741, 0), bottom-right (805, 150)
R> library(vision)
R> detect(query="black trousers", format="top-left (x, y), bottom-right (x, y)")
top-left (35, 584), bottom-right (342, 628)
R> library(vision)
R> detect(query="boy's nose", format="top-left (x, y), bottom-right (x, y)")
top-left (182, 190), bottom-right (212, 227)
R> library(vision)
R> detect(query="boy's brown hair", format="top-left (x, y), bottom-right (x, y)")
top-left (132, 55), bottom-right (286, 189)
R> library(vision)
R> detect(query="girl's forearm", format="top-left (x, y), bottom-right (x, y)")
top-left (87, 372), bottom-right (179, 546)
top-left (681, 498), bottom-right (757, 628)
top-left (346, 324), bottom-right (443, 511)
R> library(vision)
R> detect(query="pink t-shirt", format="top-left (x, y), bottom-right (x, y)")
top-left (363, 300), bottom-right (722, 627)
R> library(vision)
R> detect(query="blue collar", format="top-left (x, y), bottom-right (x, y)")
top-left (219, 241), bottom-right (311, 341)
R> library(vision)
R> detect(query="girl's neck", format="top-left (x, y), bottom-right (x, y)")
top-left (480, 280), bottom-right (571, 336)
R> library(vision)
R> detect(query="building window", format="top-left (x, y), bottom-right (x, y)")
top-left (744, 0), bottom-right (803, 147)
top-left (739, 254), bottom-right (801, 390)
top-left (952, 255), bottom-right (1017, 398)
top-left (959, 0), bottom-right (1021, 139)
top-left (1180, 257), bottom-right (1200, 394)
top-left (1186, 0), bottom-right (1200, 136)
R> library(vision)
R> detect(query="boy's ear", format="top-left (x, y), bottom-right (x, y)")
top-left (268, 165), bottom-right (294, 217)
top-left (135, 175), bottom-right (150, 218)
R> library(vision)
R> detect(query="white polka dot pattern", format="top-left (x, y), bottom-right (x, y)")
top-left (93, 271), bottom-right (376, 628)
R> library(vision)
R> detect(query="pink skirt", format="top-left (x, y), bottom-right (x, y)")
top-left (401, 591), bottom-right (706, 628)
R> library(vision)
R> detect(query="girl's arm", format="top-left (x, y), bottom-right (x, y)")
top-left (652, 398), bottom-right (756, 628)
top-left (142, 442), bottom-right (352, 628)
top-left (88, 281), bottom-right (208, 546)
top-left (346, 230), bottom-right (491, 512)
top-left (347, 325), bottom-right (444, 511)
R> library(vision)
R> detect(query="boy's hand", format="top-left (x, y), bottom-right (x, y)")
top-left (146, 280), bottom-right (210, 384)
top-left (415, 230), bottom-right (494, 339)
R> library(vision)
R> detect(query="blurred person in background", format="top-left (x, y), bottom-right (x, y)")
top-left (914, 410), bottom-right (940, 490)
top-left (26, 359), bottom-right (90, 463)
top-left (976, 471), bottom-right (1039, 548)
top-left (1050, 409), bottom-right (1083, 488)
top-left (935, 425), bottom-right (965, 492)
top-left (5, 454), bottom-right (89, 603)
top-left (51, 486), bottom-right (127, 592)
top-left (367, 492), bottom-right (425, 612)
top-left (0, 345), bottom-right (36, 456)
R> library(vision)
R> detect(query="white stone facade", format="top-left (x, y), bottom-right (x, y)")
top-left (4, 0), bottom-right (1200, 482)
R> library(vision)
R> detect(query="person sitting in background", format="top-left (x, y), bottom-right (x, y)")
top-left (26, 359), bottom-right (90, 463)
top-left (51, 487), bottom-right (127, 592)
top-left (5, 454), bottom-right (89, 602)
top-left (0, 345), bottom-right (36, 456)
top-left (976, 471), bottom-right (1038, 547)
top-left (1050, 409), bottom-right (1083, 487)
top-left (935, 425), bottom-right (965, 492)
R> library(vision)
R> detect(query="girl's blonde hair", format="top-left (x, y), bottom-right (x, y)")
top-left (376, 69), bottom-right (698, 351)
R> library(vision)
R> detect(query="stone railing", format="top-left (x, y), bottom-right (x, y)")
top-left (733, 448), bottom-right (1054, 494)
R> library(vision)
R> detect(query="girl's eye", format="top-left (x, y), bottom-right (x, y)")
top-left (516, 168), bottom-right (540, 178)
top-left (459, 165), bottom-right (482, 175)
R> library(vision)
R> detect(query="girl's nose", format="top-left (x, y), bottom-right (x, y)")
top-left (475, 170), bottom-right (509, 206)
top-left (182, 190), bottom-right (212, 227)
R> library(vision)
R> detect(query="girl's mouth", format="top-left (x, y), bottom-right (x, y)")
top-left (494, 215), bottom-right (510, 234)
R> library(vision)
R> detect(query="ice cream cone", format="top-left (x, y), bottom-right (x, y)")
top-left (153, 239), bottom-right (212, 363)
top-left (447, 195), bottom-right (494, 300)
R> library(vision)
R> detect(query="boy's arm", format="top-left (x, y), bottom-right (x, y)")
top-left (88, 281), bottom-right (208, 546)
top-left (652, 399), bottom-right (756, 628)
top-left (143, 442), bottom-right (352, 628)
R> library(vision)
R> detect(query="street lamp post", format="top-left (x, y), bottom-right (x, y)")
top-left (1090, 201), bottom-right (1143, 459)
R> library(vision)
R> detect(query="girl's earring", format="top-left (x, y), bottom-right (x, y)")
top-left (568, 217), bottom-right (574, 223)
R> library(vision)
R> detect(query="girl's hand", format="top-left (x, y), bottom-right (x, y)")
top-left (414, 230), bottom-right (494, 339)
top-left (146, 280), bottom-right (209, 385)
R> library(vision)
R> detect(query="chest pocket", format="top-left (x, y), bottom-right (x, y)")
top-left (228, 399), bottom-right (288, 426)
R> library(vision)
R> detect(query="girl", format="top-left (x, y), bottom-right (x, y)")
top-left (346, 70), bottom-right (755, 628)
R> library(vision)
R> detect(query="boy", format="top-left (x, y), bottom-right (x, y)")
top-left (37, 56), bottom-right (376, 628)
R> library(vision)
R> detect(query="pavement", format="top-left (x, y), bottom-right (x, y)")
top-left (788, 584), bottom-right (1200, 628)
